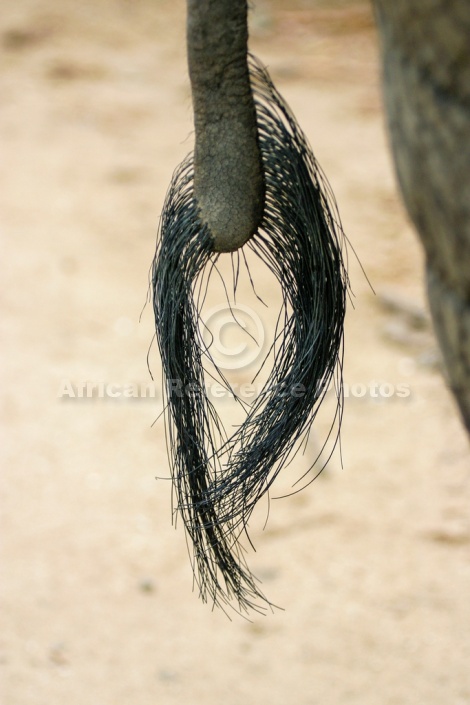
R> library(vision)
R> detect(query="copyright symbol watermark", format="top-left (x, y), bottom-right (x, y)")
top-left (200, 304), bottom-right (265, 370)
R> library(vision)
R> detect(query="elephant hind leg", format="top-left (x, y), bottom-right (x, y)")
top-left (427, 266), bottom-right (470, 431)
top-left (374, 0), bottom-right (470, 434)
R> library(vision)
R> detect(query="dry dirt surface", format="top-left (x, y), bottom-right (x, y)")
top-left (1, 1), bottom-right (470, 704)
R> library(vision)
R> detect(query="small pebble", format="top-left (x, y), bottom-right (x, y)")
top-left (138, 578), bottom-right (156, 593)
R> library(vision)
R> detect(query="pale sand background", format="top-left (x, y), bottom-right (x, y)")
top-left (1, 1), bottom-right (470, 703)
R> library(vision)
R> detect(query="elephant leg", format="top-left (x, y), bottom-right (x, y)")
top-left (427, 266), bottom-right (470, 430)
top-left (373, 0), bottom-right (470, 432)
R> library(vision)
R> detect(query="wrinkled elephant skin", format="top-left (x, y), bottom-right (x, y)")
top-left (374, 0), bottom-right (470, 433)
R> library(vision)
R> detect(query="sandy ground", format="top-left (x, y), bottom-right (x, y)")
top-left (1, 1), bottom-right (470, 704)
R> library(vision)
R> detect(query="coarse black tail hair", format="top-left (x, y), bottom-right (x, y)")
top-left (152, 57), bottom-right (349, 616)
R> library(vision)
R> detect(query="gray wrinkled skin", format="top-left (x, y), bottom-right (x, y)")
top-left (374, 0), bottom-right (470, 432)
top-left (187, 0), bottom-right (264, 252)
